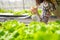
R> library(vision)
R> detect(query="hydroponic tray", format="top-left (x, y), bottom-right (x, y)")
top-left (0, 15), bottom-right (28, 17)
top-left (0, 13), bottom-right (31, 18)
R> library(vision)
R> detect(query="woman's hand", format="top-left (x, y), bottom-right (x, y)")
top-left (30, 6), bottom-right (38, 14)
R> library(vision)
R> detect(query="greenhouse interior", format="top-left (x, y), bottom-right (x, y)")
top-left (0, 0), bottom-right (60, 40)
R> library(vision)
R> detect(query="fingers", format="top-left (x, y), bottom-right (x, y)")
top-left (30, 7), bottom-right (37, 13)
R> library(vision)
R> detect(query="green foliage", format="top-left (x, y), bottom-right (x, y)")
top-left (0, 9), bottom-right (42, 16)
top-left (14, 9), bottom-right (32, 16)
top-left (0, 9), bottom-right (14, 13)
top-left (0, 20), bottom-right (60, 40)
top-left (38, 9), bottom-right (42, 15)
top-left (7, 10), bottom-right (14, 13)
top-left (0, 9), bottom-right (7, 13)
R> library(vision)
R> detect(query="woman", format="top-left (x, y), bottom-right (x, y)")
top-left (35, 0), bottom-right (56, 23)
top-left (30, 0), bottom-right (43, 22)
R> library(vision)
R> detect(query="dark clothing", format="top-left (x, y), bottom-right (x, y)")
top-left (40, 2), bottom-right (54, 23)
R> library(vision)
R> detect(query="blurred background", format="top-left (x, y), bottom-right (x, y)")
top-left (0, 0), bottom-right (60, 17)
top-left (0, 0), bottom-right (36, 11)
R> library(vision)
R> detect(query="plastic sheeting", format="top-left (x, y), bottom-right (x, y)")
top-left (0, 0), bottom-right (36, 10)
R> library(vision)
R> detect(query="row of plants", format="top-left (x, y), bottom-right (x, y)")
top-left (0, 20), bottom-right (60, 40)
top-left (0, 9), bottom-right (55, 16)
top-left (0, 9), bottom-right (14, 13)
